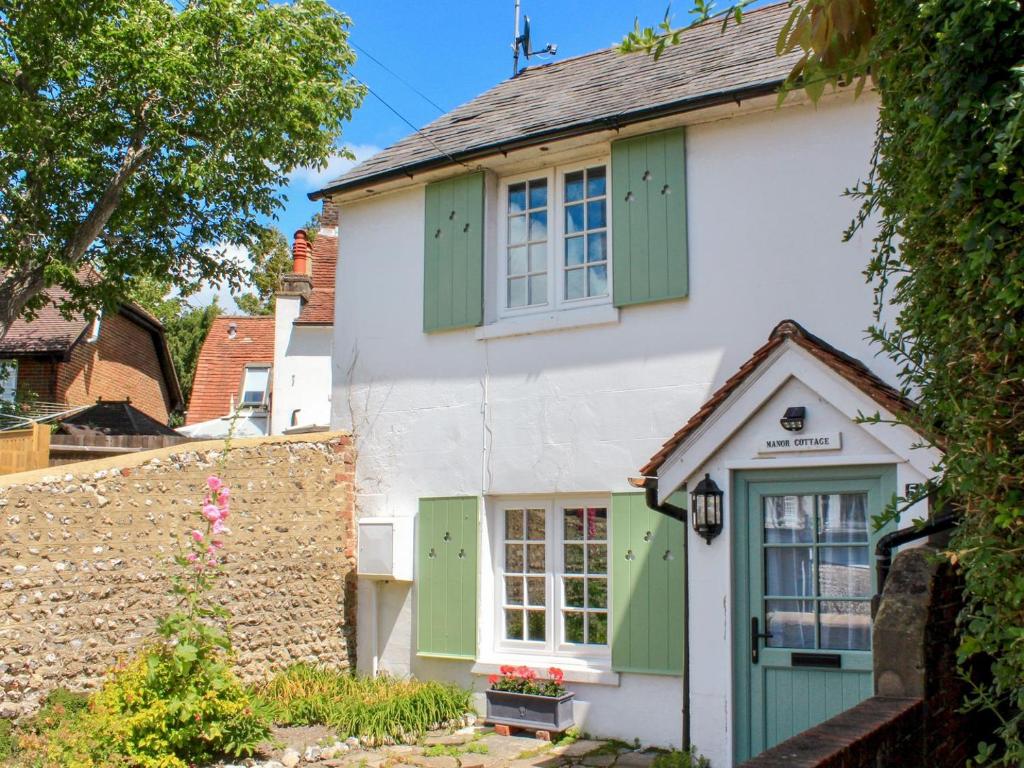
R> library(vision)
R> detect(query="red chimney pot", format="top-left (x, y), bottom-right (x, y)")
top-left (292, 230), bottom-right (311, 275)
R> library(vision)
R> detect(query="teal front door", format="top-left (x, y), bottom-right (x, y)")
top-left (733, 466), bottom-right (896, 762)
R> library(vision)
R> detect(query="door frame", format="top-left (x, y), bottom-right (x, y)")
top-left (731, 464), bottom-right (897, 762)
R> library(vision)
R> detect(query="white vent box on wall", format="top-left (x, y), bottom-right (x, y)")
top-left (357, 517), bottom-right (414, 581)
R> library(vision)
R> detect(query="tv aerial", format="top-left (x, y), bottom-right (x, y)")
top-left (512, 0), bottom-right (557, 77)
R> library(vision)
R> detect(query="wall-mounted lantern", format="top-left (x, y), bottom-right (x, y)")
top-left (780, 406), bottom-right (806, 432)
top-left (690, 473), bottom-right (724, 545)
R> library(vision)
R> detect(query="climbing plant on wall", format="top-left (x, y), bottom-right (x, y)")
top-left (625, 0), bottom-right (1024, 762)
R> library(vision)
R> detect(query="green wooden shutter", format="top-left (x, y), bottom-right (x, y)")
top-left (611, 128), bottom-right (688, 307)
top-left (611, 492), bottom-right (686, 675)
top-left (416, 497), bottom-right (479, 659)
top-left (423, 172), bottom-right (485, 333)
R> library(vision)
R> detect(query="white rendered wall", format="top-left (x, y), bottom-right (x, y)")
top-left (334, 94), bottom-right (890, 750)
top-left (272, 295), bottom-right (332, 434)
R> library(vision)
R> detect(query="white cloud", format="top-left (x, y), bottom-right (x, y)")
top-left (288, 143), bottom-right (382, 191)
top-left (183, 243), bottom-right (253, 314)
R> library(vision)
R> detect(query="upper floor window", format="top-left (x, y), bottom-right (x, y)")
top-left (239, 365), bottom-right (271, 408)
top-left (499, 161), bottom-right (611, 318)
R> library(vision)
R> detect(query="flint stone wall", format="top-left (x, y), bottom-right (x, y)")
top-left (0, 432), bottom-right (357, 719)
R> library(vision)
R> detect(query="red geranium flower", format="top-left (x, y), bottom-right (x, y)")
top-left (549, 667), bottom-right (564, 684)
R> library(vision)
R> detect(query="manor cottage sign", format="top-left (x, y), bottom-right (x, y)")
top-left (757, 431), bottom-right (842, 455)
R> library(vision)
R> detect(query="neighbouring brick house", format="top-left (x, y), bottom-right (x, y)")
top-left (180, 315), bottom-right (276, 437)
top-left (0, 289), bottom-right (183, 425)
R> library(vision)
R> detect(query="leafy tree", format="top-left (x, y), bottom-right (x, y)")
top-left (0, 0), bottom-right (364, 338)
top-left (625, 0), bottom-right (1024, 761)
top-left (233, 226), bottom-right (291, 316)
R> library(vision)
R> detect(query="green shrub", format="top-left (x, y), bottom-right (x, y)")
top-left (0, 718), bottom-right (14, 761)
top-left (253, 663), bottom-right (471, 744)
top-left (652, 749), bottom-right (711, 768)
top-left (18, 688), bottom-right (90, 737)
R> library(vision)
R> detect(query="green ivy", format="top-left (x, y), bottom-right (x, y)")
top-left (853, 0), bottom-right (1024, 762)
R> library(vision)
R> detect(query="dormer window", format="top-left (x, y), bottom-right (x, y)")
top-left (239, 365), bottom-right (271, 408)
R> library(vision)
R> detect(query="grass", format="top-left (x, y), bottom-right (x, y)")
top-left (251, 664), bottom-right (471, 745)
top-left (651, 749), bottom-right (711, 768)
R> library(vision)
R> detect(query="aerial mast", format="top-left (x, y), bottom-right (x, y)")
top-left (512, 1), bottom-right (557, 77)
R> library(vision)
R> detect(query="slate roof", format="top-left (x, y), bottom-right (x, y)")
top-left (185, 316), bottom-right (274, 425)
top-left (315, 1), bottom-right (799, 198)
top-left (638, 320), bottom-right (915, 477)
top-left (57, 400), bottom-right (182, 437)
top-left (295, 232), bottom-right (338, 325)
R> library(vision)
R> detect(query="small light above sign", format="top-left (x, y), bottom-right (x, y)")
top-left (758, 431), bottom-right (842, 455)
top-left (780, 406), bottom-right (806, 432)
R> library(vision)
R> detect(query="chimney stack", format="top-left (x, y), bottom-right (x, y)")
top-left (319, 200), bottom-right (339, 234)
top-left (292, 230), bottom-right (312, 276)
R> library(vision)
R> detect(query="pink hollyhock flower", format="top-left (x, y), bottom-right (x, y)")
top-left (186, 552), bottom-right (198, 563)
top-left (202, 504), bottom-right (222, 523)
top-left (207, 476), bottom-right (222, 493)
top-left (191, 530), bottom-right (204, 542)
top-left (218, 486), bottom-right (230, 502)
top-left (212, 518), bottom-right (230, 535)
top-left (207, 555), bottom-right (218, 566)
top-left (211, 539), bottom-right (224, 549)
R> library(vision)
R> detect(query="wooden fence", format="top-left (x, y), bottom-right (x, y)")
top-left (0, 423), bottom-right (51, 474)
top-left (48, 433), bottom-right (192, 466)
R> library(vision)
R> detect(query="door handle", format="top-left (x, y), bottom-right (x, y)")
top-left (751, 616), bottom-right (773, 664)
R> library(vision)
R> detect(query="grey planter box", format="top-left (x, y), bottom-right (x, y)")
top-left (485, 689), bottom-right (575, 732)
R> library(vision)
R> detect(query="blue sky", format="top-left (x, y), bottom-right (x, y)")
top-left (207, 1), bottom-right (762, 309)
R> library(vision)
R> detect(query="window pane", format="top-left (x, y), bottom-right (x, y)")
top-left (565, 268), bottom-right (585, 300)
top-left (587, 200), bottom-right (606, 229)
top-left (508, 183), bottom-right (526, 213)
top-left (526, 509), bottom-right (546, 540)
top-left (589, 612), bottom-right (608, 645)
top-left (565, 171), bottom-right (585, 203)
top-left (587, 265), bottom-right (608, 297)
top-left (587, 543), bottom-right (607, 574)
top-left (508, 246), bottom-right (528, 276)
top-left (818, 493), bottom-right (869, 543)
top-left (565, 611), bottom-right (584, 643)
top-left (565, 236), bottom-right (585, 266)
top-left (241, 367), bottom-right (270, 405)
top-left (527, 610), bottom-right (546, 641)
top-left (529, 243), bottom-right (547, 272)
top-left (765, 599), bottom-right (815, 649)
top-left (506, 543), bottom-right (525, 573)
top-left (565, 203), bottom-right (584, 234)
top-left (585, 508), bottom-right (607, 540)
top-left (529, 210), bottom-right (548, 241)
top-left (564, 543), bottom-right (584, 573)
top-left (586, 167), bottom-right (606, 197)
top-left (509, 214), bottom-right (527, 245)
top-left (505, 509), bottom-right (524, 540)
top-left (529, 180), bottom-right (548, 209)
top-left (587, 232), bottom-right (607, 263)
top-left (505, 576), bottom-right (524, 605)
top-left (529, 274), bottom-right (547, 305)
top-left (564, 577), bottom-right (584, 608)
top-left (563, 509), bottom-right (583, 540)
top-left (527, 576), bottom-right (546, 606)
top-left (506, 609), bottom-right (524, 640)
top-left (527, 543), bottom-right (546, 573)
top-left (764, 495), bottom-right (814, 543)
top-left (587, 577), bottom-right (607, 608)
top-left (819, 546), bottom-right (871, 598)
top-left (820, 601), bottom-right (871, 651)
top-left (765, 546), bottom-right (814, 597)
top-left (508, 277), bottom-right (527, 308)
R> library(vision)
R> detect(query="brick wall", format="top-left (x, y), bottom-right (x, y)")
top-left (15, 359), bottom-right (57, 402)
top-left (0, 432), bottom-right (356, 719)
top-left (56, 312), bottom-right (172, 423)
top-left (741, 545), bottom-right (985, 768)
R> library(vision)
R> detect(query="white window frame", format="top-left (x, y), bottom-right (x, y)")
top-left (490, 496), bottom-right (612, 663)
top-left (496, 158), bottom-right (613, 320)
top-left (239, 364), bottom-right (271, 409)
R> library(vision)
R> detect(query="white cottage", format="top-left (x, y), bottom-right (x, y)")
top-left (314, 4), bottom-right (938, 764)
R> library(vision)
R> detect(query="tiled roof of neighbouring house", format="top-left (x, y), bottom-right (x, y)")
top-left (313, 1), bottom-right (799, 197)
top-left (185, 316), bottom-right (274, 425)
top-left (57, 399), bottom-right (182, 437)
top-left (638, 320), bottom-right (915, 477)
top-left (295, 232), bottom-right (338, 325)
top-left (0, 286), bottom-right (183, 410)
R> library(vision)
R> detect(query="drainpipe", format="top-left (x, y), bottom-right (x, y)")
top-left (641, 477), bottom-right (690, 751)
top-left (872, 508), bottom-right (958, 618)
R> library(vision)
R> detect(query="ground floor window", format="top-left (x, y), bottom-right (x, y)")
top-left (494, 497), bottom-right (610, 659)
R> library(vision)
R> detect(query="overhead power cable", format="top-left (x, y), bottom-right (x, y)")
top-left (352, 42), bottom-right (448, 115)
